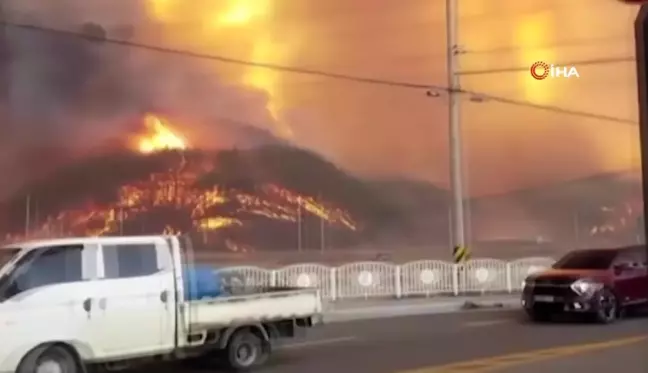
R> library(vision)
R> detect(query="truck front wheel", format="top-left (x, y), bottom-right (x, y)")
top-left (225, 329), bottom-right (266, 371)
top-left (17, 344), bottom-right (80, 373)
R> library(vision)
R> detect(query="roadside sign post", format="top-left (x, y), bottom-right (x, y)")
top-left (634, 4), bottom-right (648, 258)
top-left (453, 245), bottom-right (470, 293)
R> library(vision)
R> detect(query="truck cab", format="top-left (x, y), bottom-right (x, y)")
top-left (0, 235), bottom-right (322, 373)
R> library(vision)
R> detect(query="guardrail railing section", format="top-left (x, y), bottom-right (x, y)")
top-left (507, 257), bottom-right (556, 292)
top-left (216, 265), bottom-right (272, 294)
top-left (336, 261), bottom-right (398, 300)
top-left (214, 257), bottom-right (555, 301)
top-left (461, 259), bottom-right (508, 294)
top-left (399, 260), bottom-right (456, 297)
top-left (274, 263), bottom-right (335, 299)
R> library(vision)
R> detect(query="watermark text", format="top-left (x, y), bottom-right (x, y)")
top-left (530, 61), bottom-right (580, 80)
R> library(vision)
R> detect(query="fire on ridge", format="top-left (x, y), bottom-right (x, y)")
top-left (135, 114), bottom-right (189, 154)
top-left (4, 114), bottom-right (358, 250)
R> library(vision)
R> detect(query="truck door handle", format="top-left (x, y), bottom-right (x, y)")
top-left (82, 298), bottom-right (92, 312)
top-left (160, 290), bottom-right (169, 303)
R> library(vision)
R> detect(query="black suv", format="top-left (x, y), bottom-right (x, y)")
top-left (522, 246), bottom-right (648, 323)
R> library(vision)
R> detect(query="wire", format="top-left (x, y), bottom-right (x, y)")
top-left (465, 36), bottom-right (632, 55)
top-left (0, 20), bottom-right (639, 126)
top-left (458, 56), bottom-right (635, 76)
top-left (464, 90), bottom-right (638, 125)
top-left (0, 20), bottom-right (441, 91)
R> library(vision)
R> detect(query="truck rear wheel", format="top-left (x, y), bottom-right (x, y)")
top-left (225, 329), bottom-right (265, 371)
top-left (17, 344), bottom-right (80, 373)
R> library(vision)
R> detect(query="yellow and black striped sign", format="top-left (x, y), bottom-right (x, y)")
top-left (453, 245), bottom-right (470, 263)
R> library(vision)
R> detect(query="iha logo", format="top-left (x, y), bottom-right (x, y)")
top-left (530, 61), bottom-right (580, 80)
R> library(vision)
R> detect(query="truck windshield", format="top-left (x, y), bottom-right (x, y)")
top-left (0, 247), bottom-right (22, 274)
top-left (552, 250), bottom-right (617, 270)
top-left (0, 247), bottom-right (42, 302)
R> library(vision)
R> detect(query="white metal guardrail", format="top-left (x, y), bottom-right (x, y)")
top-left (215, 256), bottom-right (556, 301)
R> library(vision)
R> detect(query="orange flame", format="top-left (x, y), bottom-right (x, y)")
top-left (6, 163), bottom-right (358, 247)
top-left (137, 114), bottom-right (188, 154)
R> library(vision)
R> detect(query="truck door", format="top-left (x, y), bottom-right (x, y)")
top-left (0, 243), bottom-right (107, 358)
top-left (95, 237), bottom-right (172, 357)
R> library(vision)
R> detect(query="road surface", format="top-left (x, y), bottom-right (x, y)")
top-left (145, 309), bottom-right (648, 373)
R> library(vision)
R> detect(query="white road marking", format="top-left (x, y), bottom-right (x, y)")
top-left (280, 336), bottom-right (359, 350)
top-left (462, 319), bottom-right (510, 328)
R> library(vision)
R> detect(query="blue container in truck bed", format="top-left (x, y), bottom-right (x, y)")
top-left (182, 264), bottom-right (224, 301)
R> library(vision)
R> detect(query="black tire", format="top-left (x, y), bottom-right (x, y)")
top-left (526, 309), bottom-right (552, 322)
top-left (594, 288), bottom-right (619, 324)
top-left (225, 329), bottom-right (265, 371)
top-left (17, 344), bottom-right (80, 373)
top-left (255, 338), bottom-right (272, 367)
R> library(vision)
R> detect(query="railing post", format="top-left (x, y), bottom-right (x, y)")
top-left (395, 265), bottom-right (402, 298)
top-left (452, 264), bottom-right (459, 295)
top-left (505, 262), bottom-right (513, 293)
top-left (329, 267), bottom-right (337, 301)
top-left (270, 269), bottom-right (277, 287)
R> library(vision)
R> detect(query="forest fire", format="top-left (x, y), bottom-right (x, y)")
top-left (3, 114), bottom-right (359, 250)
top-left (136, 114), bottom-right (188, 154)
top-left (589, 202), bottom-right (641, 238)
top-left (25, 172), bottom-right (355, 237)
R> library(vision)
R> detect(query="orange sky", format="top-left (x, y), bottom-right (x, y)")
top-left (142, 0), bottom-right (643, 196)
top-left (9, 0), bottom-right (644, 196)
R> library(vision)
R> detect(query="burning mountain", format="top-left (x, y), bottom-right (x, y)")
top-left (0, 114), bottom-right (389, 251)
top-left (472, 170), bottom-right (644, 247)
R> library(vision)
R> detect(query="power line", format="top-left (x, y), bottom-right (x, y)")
top-left (465, 90), bottom-right (637, 125)
top-left (0, 20), bottom-right (441, 91)
top-left (0, 20), bottom-right (638, 126)
top-left (458, 56), bottom-right (634, 76)
top-left (465, 36), bottom-right (632, 55)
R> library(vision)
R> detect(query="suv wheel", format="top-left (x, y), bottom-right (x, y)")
top-left (594, 288), bottom-right (618, 324)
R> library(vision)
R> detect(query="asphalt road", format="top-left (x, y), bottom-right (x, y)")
top-left (145, 309), bottom-right (648, 373)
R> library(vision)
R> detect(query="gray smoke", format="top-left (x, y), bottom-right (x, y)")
top-left (0, 0), bottom-right (279, 198)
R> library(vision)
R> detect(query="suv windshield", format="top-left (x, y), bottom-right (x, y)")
top-left (552, 250), bottom-right (617, 270)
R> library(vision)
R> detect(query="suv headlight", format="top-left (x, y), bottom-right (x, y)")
top-left (570, 279), bottom-right (603, 296)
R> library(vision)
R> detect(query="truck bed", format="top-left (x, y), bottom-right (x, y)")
top-left (185, 287), bottom-right (323, 330)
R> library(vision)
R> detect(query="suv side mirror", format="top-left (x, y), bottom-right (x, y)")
top-left (613, 262), bottom-right (634, 274)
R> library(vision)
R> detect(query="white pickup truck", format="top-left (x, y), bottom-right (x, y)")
top-left (0, 235), bottom-right (323, 373)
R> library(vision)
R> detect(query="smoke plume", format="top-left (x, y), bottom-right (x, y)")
top-left (0, 0), bottom-right (281, 198)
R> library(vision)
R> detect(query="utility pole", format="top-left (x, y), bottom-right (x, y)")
top-left (635, 4), bottom-right (648, 260)
top-left (319, 193), bottom-right (325, 253)
top-left (0, 0), bottom-right (11, 139)
top-left (24, 194), bottom-right (30, 237)
top-left (446, 0), bottom-right (466, 253)
top-left (320, 217), bottom-right (325, 254)
top-left (573, 210), bottom-right (581, 248)
top-left (297, 197), bottom-right (302, 252)
top-left (119, 207), bottom-right (124, 235)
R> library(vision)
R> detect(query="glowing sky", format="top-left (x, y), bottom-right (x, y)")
top-left (144, 0), bottom-right (641, 195)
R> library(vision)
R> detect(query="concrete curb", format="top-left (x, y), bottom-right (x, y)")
top-left (324, 297), bottom-right (521, 323)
